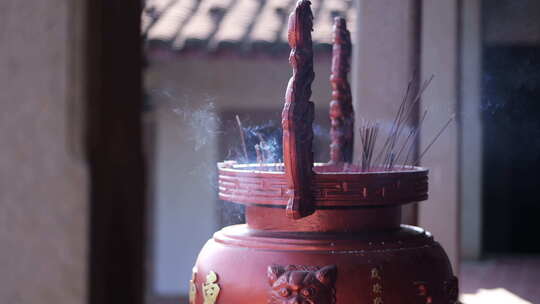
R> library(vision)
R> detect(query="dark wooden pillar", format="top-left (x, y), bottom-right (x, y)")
top-left (86, 0), bottom-right (147, 303)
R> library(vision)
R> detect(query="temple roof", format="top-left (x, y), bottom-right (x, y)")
top-left (143, 0), bottom-right (356, 54)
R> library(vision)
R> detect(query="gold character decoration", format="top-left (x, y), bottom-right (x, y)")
top-left (371, 268), bottom-right (381, 280)
top-left (202, 271), bottom-right (221, 304)
top-left (373, 298), bottom-right (384, 304)
top-left (372, 283), bottom-right (383, 294)
top-left (189, 267), bottom-right (197, 304)
top-left (370, 267), bottom-right (383, 304)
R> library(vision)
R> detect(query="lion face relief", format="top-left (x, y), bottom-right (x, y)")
top-left (267, 265), bottom-right (337, 304)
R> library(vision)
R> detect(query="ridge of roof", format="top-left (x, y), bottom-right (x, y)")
top-left (143, 0), bottom-right (356, 54)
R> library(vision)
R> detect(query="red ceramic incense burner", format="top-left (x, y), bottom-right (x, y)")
top-left (189, 2), bottom-right (458, 303)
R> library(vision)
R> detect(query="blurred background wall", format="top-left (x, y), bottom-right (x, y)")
top-left (0, 0), bottom-right (87, 303)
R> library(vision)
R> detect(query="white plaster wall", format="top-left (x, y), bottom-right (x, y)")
top-left (149, 102), bottom-right (219, 296)
top-left (145, 56), bottom-right (333, 295)
top-left (0, 1), bottom-right (88, 303)
top-left (459, 0), bottom-right (483, 260)
top-left (420, 0), bottom-right (460, 272)
top-left (353, 0), bottom-right (419, 122)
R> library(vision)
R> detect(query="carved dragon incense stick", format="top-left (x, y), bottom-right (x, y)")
top-left (281, 0), bottom-right (315, 219)
top-left (329, 17), bottom-right (354, 164)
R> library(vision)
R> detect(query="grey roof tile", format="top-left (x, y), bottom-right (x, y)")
top-left (249, 0), bottom-right (293, 44)
top-left (213, 0), bottom-right (263, 49)
top-left (312, 0), bottom-right (350, 44)
top-left (144, 0), bottom-right (356, 53)
top-left (146, 0), bottom-right (198, 42)
top-left (174, 0), bottom-right (234, 49)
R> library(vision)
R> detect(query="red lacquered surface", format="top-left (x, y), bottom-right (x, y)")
top-left (329, 17), bottom-right (354, 164)
top-left (281, 0), bottom-right (315, 219)
top-left (218, 162), bottom-right (428, 208)
top-left (194, 160), bottom-right (457, 304)
top-left (191, 1), bottom-right (457, 303)
top-left (194, 162), bottom-right (457, 304)
top-left (193, 224), bottom-right (457, 304)
top-left (245, 206), bottom-right (402, 232)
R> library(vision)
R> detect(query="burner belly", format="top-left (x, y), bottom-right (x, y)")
top-left (190, 224), bottom-right (458, 304)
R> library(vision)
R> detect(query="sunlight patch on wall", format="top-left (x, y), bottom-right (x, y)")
top-left (461, 288), bottom-right (533, 304)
